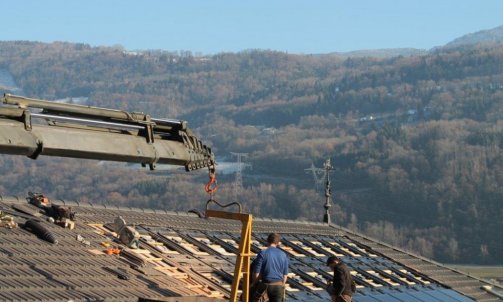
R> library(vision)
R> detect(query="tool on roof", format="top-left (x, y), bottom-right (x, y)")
top-left (103, 267), bottom-right (130, 280)
top-left (27, 192), bottom-right (50, 208)
top-left (104, 247), bottom-right (122, 255)
top-left (0, 93), bottom-right (214, 171)
top-left (45, 204), bottom-right (76, 229)
top-left (0, 211), bottom-right (17, 229)
top-left (28, 192), bottom-right (76, 229)
top-left (0, 206), bottom-right (41, 220)
top-left (11, 204), bottom-right (42, 217)
top-left (113, 216), bottom-right (140, 249)
top-left (23, 219), bottom-right (58, 244)
top-left (45, 204), bottom-right (76, 221)
top-left (54, 218), bottom-right (75, 230)
top-left (76, 234), bottom-right (90, 245)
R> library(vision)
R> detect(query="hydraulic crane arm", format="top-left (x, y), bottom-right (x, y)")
top-left (0, 94), bottom-right (214, 171)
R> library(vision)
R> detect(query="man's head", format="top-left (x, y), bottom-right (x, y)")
top-left (326, 256), bottom-right (341, 270)
top-left (267, 233), bottom-right (281, 246)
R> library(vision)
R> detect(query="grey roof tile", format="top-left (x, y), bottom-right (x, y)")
top-left (0, 197), bottom-right (499, 301)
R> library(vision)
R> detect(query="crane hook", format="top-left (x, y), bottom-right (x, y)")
top-left (204, 163), bottom-right (218, 195)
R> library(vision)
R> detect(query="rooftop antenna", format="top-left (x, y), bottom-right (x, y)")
top-left (230, 152), bottom-right (251, 199)
top-left (323, 158), bottom-right (334, 224)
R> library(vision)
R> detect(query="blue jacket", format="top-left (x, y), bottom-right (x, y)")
top-left (254, 246), bottom-right (289, 283)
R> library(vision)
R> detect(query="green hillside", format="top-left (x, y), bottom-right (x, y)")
top-left (0, 40), bottom-right (502, 264)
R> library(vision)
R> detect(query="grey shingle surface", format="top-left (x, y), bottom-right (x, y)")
top-left (0, 195), bottom-right (500, 301)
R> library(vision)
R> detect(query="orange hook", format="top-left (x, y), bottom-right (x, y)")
top-left (205, 165), bottom-right (218, 194)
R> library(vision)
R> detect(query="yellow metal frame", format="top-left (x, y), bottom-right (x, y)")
top-left (205, 210), bottom-right (253, 302)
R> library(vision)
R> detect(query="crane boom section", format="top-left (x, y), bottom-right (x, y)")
top-left (0, 94), bottom-right (214, 171)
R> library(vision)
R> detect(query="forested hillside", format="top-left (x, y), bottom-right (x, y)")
top-left (0, 40), bottom-right (502, 264)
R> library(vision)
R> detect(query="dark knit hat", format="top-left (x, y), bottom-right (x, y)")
top-left (326, 256), bottom-right (340, 266)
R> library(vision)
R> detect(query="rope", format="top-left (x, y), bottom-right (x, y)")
top-left (205, 199), bottom-right (242, 213)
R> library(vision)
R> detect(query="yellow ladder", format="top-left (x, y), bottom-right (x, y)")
top-left (205, 200), bottom-right (253, 302)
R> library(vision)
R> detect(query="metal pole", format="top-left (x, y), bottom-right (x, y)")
top-left (31, 112), bottom-right (144, 130)
top-left (323, 159), bottom-right (334, 224)
top-left (4, 93), bottom-right (148, 121)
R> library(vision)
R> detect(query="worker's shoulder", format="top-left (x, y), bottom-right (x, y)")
top-left (260, 246), bottom-right (284, 256)
top-left (271, 247), bottom-right (288, 258)
top-left (335, 263), bottom-right (350, 272)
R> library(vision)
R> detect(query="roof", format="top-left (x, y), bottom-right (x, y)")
top-left (0, 194), bottom-right (501, 302)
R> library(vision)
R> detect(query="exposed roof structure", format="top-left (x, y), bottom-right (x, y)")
top-left (0, 195), bottom-right (501, 302)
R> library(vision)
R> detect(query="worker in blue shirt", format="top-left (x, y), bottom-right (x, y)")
top-left (252, 233), bottom-right (289, 302)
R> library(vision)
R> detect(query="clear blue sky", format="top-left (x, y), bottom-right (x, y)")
top-left (2, 0), bottom-right (502, 54)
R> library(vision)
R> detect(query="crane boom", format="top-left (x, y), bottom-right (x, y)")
top-left (0, 94), bottom-right (214, 171)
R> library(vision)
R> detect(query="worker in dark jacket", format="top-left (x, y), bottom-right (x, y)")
top-left (326, 256), bottom-right (353, 302)
top-left (252, 233), bottom-right (289, 302)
